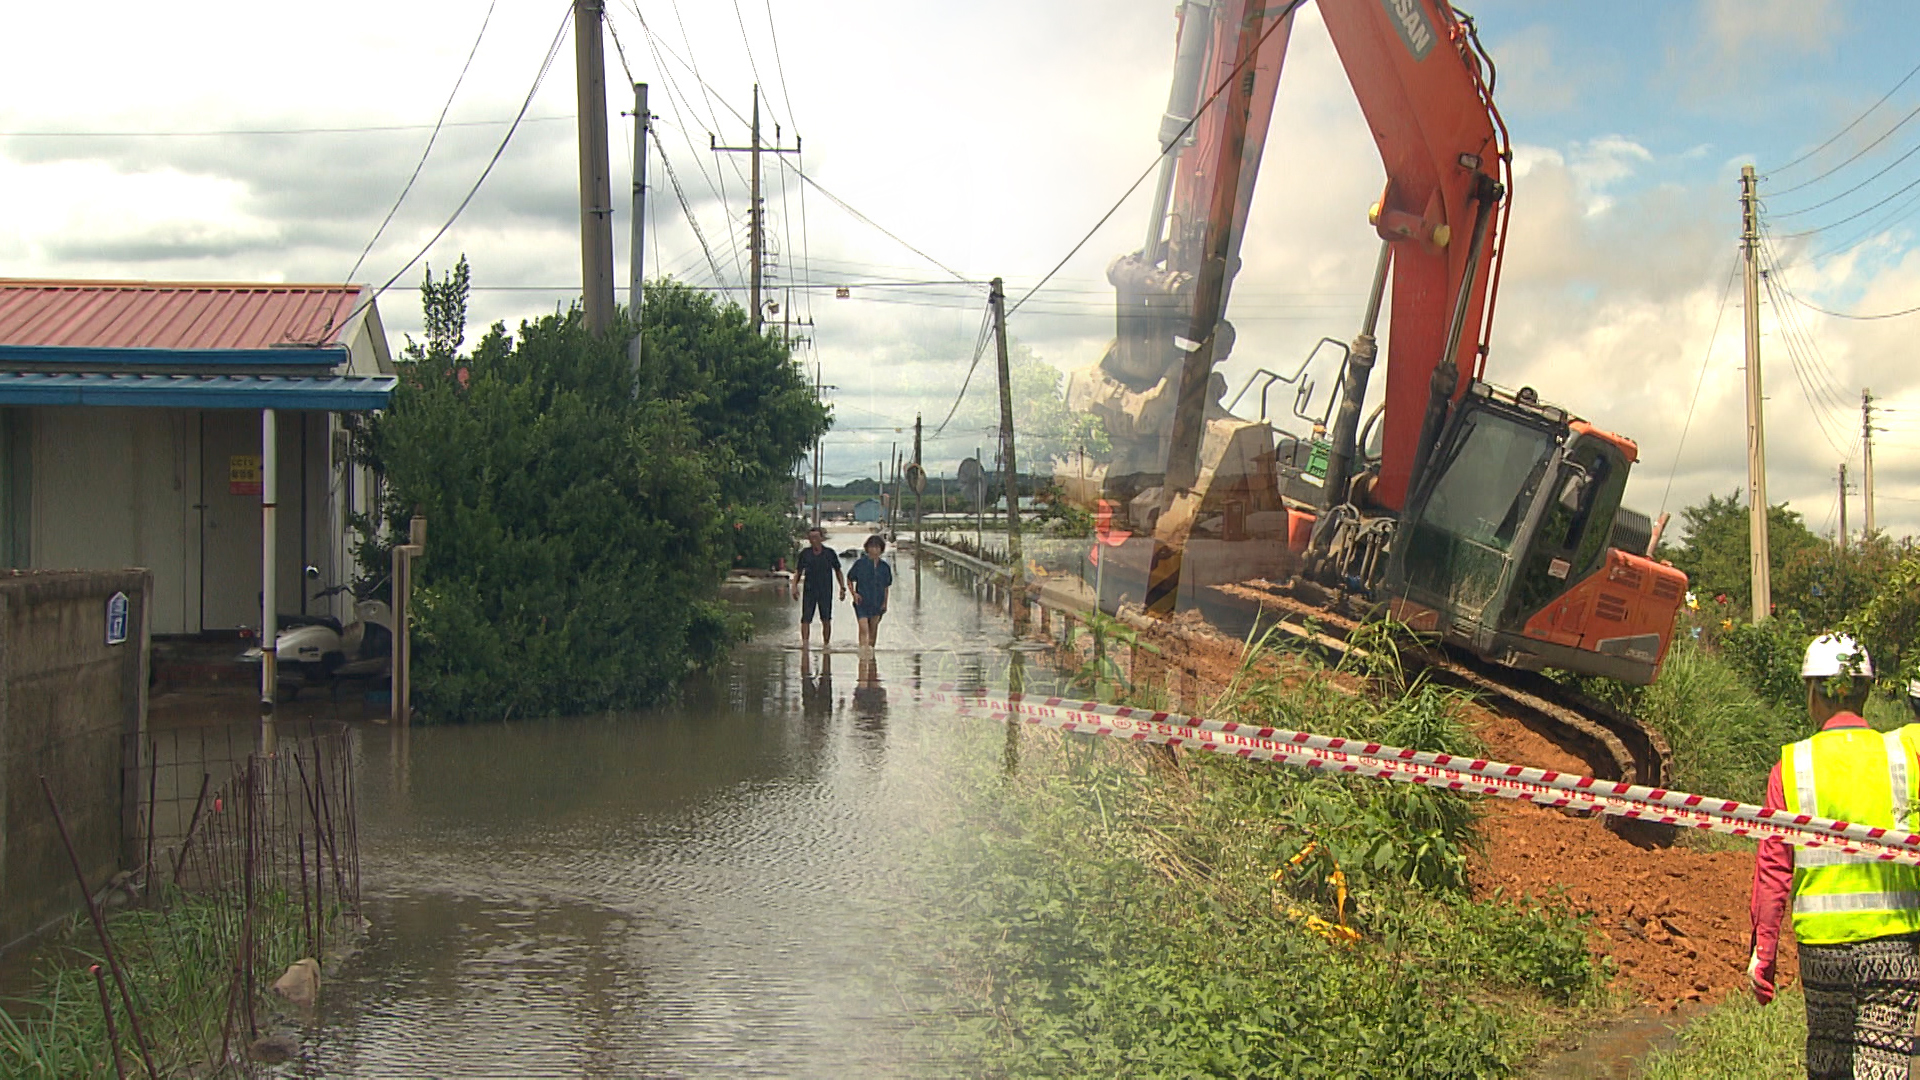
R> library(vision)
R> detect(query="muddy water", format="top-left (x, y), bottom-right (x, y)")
top-left (299, 542), bottom-right (1036, 1078)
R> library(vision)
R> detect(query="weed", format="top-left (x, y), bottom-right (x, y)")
top-left (1635, 988), bottom-right (1805, 1080)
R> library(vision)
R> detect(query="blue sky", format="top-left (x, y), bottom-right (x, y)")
top-left (0, 0), bottom-right (1917, 536)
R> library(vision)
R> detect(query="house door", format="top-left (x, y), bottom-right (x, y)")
top-left (200, 411), bottom-right (264, 631)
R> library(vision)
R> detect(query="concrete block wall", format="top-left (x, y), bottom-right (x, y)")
top-left (0, 570), bottom-right (149, 952)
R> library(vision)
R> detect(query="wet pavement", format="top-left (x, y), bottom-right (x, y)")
top-left (296, 537), bottom-right (1033, 1077)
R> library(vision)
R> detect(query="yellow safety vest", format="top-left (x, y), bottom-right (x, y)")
top-left (1781, 722), bottom-right (1920, 945)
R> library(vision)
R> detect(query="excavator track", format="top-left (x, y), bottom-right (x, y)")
top-left (1214, 581), bottom-right (1673, 791)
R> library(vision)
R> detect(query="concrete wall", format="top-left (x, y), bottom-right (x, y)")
top-left (0, 570), bottom-right (150, 953)
top-left (24, 407), bottom-right (341, 634)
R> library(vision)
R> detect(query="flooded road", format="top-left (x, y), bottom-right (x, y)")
top-left (301, 539), bottom-right (1036, 1077)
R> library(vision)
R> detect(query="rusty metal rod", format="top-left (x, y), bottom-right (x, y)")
top-left (40, 777), bottom-right (159, 1078)
top-left (90, 964), bottom-right (129, 1080)
top-left (170, 772), bottom-right (213, 886)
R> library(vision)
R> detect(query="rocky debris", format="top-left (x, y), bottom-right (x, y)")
top-left (272, 957), bottom-right (322, 1009)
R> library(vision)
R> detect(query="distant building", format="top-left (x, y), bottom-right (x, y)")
top-left (0, 279), bottom-right (396, 635)
top-left (852, 497), bottom-right (883, 523)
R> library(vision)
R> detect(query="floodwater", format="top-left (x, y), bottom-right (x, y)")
top-left (298, 538), bottom-right (1039, 1078)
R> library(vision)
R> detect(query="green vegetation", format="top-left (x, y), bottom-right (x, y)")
top-left (921, 651), bottom-right (1603, 1077)
top-left (358, 263), bottom-right (829, 720)
top-left (1635, 989), bottom-right (1805, 1080)
top-left (0, 888), bottom-right (314, 1078)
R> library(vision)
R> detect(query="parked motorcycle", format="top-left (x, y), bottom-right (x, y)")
top-left (241, 574), bottom-right (393, 699)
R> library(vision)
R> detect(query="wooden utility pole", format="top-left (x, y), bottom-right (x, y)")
top-left (628, 82), bottom-right (649, 318)
top-left (913, 412), bottom-right (923, 548)
top-left (712, 86), bottom-right (799, 333)
top-left (811, 361), bottom-right (823, 527)
top-left (1839, 463), bottom-right (1850, 551)
top-left (1863, 389), bottom-right (1877, 537)
top-left (990, 278), bottom-right (1024, 609)
top-left (574, 0), bottom-right (616, 337)
top-left (1740, 164), bottom-right (1772, 622)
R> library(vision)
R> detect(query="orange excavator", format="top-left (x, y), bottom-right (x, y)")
top-left (1064, 0), bottom-right (1686, 686)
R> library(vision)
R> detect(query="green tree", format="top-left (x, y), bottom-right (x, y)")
top-left (638, 280), bottom-right (829, 566)
top-left (957, 340), bottom-right (1109, 467)
top-left (358, 264), bottom-right (828, 719)
top-left (1663, 491), bottom-right (1824, 619)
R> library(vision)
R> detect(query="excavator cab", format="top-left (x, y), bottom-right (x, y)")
top-left (1383, 382), bottom-right (1685, 684)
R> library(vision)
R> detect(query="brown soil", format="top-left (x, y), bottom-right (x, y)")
top-left (1093, 610), bottom-right (1789, 1012)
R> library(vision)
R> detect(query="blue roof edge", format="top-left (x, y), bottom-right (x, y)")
top-left (0, 343), bottom-right (351, 368)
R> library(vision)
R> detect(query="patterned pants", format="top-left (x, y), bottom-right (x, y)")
top-left (1803, 933), bottom-right (1920, 1080)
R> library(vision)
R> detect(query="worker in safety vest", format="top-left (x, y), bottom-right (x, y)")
top-left (1749, 634), bottom-right (1920, 1080)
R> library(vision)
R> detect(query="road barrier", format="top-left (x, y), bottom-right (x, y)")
top-left (933, 688), bottom-right (1920, 866)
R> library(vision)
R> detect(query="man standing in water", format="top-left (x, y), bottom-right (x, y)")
top-left (791, 527), bottom-right (846, 651)
top-left (848, 534), bottom-right (893, 649)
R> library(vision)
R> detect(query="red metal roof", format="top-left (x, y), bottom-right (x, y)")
top-left (0, 280), bottom-right (365, 351)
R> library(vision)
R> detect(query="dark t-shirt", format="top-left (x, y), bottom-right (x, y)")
top-left (848, 556), bottom-right (892, 610)
top-left (796, 546), bottom-right (839, 593)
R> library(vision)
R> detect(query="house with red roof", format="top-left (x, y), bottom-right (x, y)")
top-left (0, 279), bottom-right (397, 640)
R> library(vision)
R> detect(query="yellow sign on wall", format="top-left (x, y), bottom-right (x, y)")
top-left (229, 455), bottom-right (262, 496)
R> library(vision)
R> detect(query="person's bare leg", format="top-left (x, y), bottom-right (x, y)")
top-left (800, 618), bottom-right (812, 650)
top-left (821, 617), bottom-right (832, 649)
top-left (867, 613), bottom-right (883, 648)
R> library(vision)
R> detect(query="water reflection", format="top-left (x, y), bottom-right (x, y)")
top-left (304, 539), bottom-right (1037, 1077)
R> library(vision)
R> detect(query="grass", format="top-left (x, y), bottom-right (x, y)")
top-left (0, 886), bottom-right (326, 1079)
top-left (915, 648), bottom-right (1610, 1078)
top-left (1635, 989), bottom-right (1805, 1080)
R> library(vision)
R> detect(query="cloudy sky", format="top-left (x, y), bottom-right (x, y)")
top-left (3, 0), bottom-right (1919, 537)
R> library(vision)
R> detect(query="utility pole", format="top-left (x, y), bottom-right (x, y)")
top-left (1839, 462), bottom-right (1850, 551)
top-left (628, 82), bottom-right (649, 320)
top-left (1863, 389), bottom-right (1877, 538)
top-left (811, 361), bottom-right (824, 528)
top-left (712, 86), bottom-right (799, 333)
top-left (913, 413), bottom-right (923, 549)
top-left (573, 0), bottom-right (616, 337)
top-left (1740, 164), bottom-right (1772, 623)
top-left (990, 278), bottom-right (1024, 613)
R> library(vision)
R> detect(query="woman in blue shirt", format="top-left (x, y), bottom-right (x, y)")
top-left (847, 534), bottom-right (894, 648)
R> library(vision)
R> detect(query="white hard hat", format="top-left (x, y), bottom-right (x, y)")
top-left (1908, 678), bottom-right (1920, 701)
top-left (1802, 633), bottom-right (1873, 678)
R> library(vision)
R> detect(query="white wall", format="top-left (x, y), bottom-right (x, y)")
top-left (29, 407), bottom-right (343, 635)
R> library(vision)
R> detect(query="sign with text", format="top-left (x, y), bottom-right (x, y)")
top-left (105, 591), bottom-right (129, 646)
top-left (229, 455), bottom-right (262, 496)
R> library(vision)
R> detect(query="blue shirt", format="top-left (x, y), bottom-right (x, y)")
top-left (848, 556), bottom-right (892, 611)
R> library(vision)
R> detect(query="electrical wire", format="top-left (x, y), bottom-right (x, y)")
top-left (1766, 101), bottom-right (1920, 200)
top-left (0, 116), bottom-right (575, 138)
top-left (345, 0), bottom-right (499, 284)
top-left (931, 302), bottom-right (997, 438)
top-left (1007, 0), bottom-right (1306, 317)
top-left (1772, 167), bottom-right (1920, 240)
top-left (792, 168), bottom-right (977, 286)
top-left (730, 0), bottom-right (766, 109)
top-left (340, 4), bottom-right (571, 330)
top-left (1767, 56), bottom-right (1920, 177)
top-left (1659, 257), bottom-right (1739, 517)
top-left (1765, 138), bottom-right (1920, 220)
top-left (763, 0), bottom-right (800, 143)
top-left (1766, 224), bottom-right (1920, 319)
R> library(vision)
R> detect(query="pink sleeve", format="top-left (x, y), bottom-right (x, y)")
top-left (1750, 762), bottom-right (1792, 976)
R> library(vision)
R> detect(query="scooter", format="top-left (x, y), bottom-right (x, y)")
top-left (241, 573), bottom-right (394, 699)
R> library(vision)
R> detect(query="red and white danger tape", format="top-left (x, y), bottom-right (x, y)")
top-left (932, 688), bottom-right (1920, 866)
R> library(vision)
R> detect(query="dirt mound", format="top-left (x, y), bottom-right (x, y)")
top-left (1475, 801), bottom-right (1781, 1009)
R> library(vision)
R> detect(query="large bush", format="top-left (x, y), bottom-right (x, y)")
top-left (359, 263), bottom-right (827, 719)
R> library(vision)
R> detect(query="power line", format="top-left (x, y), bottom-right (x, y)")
top-left (792, 167), bottom-right (976, 285)
top-left (346, 0), bottom-right (500, 285)
top-left (1660, 257), bottom-right (1739, 517)
top-left (932, 302), bottom-right (996, 437)
top-left (729, 0), bottom-right (766, 111)
top-left (763, 0), bottom-right (800, 138)
top-left (1008, 0), bottom-right (1306, 316)
top-left (341, 5), bottom-right (572, 330)
top-left (1765, 101), bottom-right (1920, 200)
top-left (1766, 57), bottom-right (1920, 177)
top-left (1768, 232), bottom-right (1920, 320)
top-left (1765, 138), bottom-right (1920, 220)
top-left (1771, 166), bottom-right (1920, 239)
top-left (0, 116), bottom-right (573, 138)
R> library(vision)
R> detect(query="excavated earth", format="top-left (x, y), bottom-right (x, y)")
top-left (1098, 610), bottom-right (1788, 1012)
